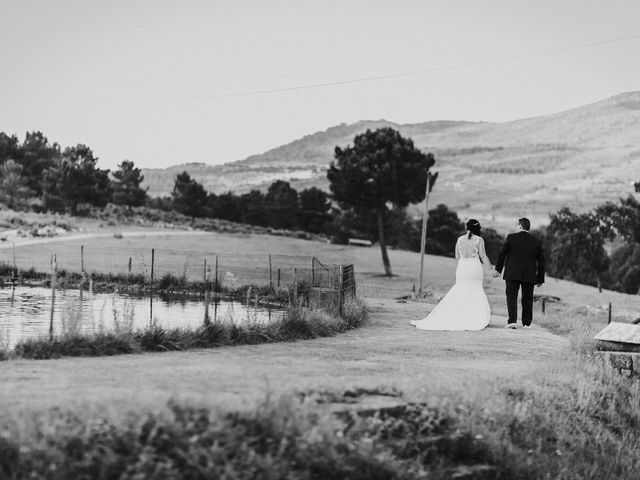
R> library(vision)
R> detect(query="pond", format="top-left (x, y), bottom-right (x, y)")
top-left (0, 286), bottom-right (285, 350)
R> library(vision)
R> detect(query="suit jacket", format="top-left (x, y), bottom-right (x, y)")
top-left (495, 231), bottom-right (545, 284)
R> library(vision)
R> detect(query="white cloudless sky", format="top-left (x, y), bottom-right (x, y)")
top-left (1, 0), bottom-right (639, 170)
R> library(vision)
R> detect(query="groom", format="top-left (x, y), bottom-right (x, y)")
top-left (493, 218), bottom-right (545, 329)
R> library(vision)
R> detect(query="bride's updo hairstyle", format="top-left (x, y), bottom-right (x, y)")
top-left (466, 219), bottom-right (481, 239)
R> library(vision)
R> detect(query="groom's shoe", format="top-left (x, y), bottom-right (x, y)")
top-left (522, 324), bottom-right (532, 329)
top-left (504, 324), bottom-right (517, 329)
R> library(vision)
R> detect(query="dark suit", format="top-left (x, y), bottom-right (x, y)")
top-left (495, 231), bottom-right (545, 325)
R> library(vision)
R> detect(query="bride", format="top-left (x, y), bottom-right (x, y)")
top-left (411, 219), bottom-right (493, 331)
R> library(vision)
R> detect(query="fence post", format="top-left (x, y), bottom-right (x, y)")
top-left (203, 259), bottom-right (207, 285)
top-left (338, 265), bottom-right (344, 317)
top-left (268, 254), bottom-right (273, 289)
top-left (204, 262), bottom-right (211, 325)
top-left (608, 302), bottom-right (612, 324)
top-left (149, 249), bottom-right (155, 325)
top-left (277, 268), bottom-right (281, 288)
top-left (293, 268), bottom-right (298, 302)
top-left (128, 257), bottom-right (132, 274)
top-left (150, 248), bottom-right (155, 285)
top-left (215, 255), bottom-right (219, 291)
top-left (311, 257), bottom-right (316, 285)
top-left (80, 245), bottom-right (84, 274)
top-left (542, 297), bottom-right (546, 315)
top-left (12, 242), bottom-right (17, 271)
top-left (49, 260), bottom-right (57, 340)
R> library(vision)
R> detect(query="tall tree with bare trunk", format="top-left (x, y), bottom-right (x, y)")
top-left (328, 128), bottom-right (435, 276)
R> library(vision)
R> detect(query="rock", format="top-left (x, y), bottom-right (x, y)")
top-left (595, 351), bottom-right (640, 378)
top-left (450, 465), bottom-right (496, 479)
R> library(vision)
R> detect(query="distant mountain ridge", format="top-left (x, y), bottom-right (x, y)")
top-left (141, 91), bottom-right (640, 230)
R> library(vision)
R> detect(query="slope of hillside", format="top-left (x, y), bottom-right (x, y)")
top-left (142, 91), bottom-right (640, 230)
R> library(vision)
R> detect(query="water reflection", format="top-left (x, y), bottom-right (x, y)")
top-left (0, 286), bottom-right (284, 350)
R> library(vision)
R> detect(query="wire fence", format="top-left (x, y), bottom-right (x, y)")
top-left (1, 244), bottom-right (357, 314)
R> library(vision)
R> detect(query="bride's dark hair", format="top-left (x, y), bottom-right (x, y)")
top-left (466, 219), bottom-right (481, 239)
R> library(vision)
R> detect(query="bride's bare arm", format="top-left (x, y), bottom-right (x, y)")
top-left (455, 237), bottom-right (461, 259)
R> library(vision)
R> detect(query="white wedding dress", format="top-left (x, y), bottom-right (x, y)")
top-left (411, 234), bottom-right (491, 331)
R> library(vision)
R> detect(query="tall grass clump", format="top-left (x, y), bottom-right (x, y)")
top-left (8, 295), bottom-right (369, 360)
top-left (5, 350), bottom-right (640, 480)
top-left (340, 294), bottom-right (368, 329)
top-left (0, 398), bottom-right (402, 480)
top-left (15, 333), bottom-right (137, 359)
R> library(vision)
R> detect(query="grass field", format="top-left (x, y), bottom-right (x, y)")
top-left (3, 226), bottom-right (640, 319)
top-left (3, 225), bottom-right (640, 477)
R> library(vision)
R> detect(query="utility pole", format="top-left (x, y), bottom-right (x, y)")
top-left (419, 171), bottom-right (436, 293)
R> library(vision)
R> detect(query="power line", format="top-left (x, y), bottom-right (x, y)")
top-left (199, 33), bottom-right (640, 99)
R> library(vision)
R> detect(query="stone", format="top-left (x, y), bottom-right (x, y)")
top-left (595, 351), bottom-right (640, 379)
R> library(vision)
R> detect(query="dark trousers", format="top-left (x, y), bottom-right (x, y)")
top-left (505, 280), bottom-right (535, 325)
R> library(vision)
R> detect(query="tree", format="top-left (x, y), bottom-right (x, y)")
top-left (239, 190), bottom-right (268, 226)
top-left (41, 144), bottom-right (111, 214)
top-left (18, 131), bottom-right (61, 196)
top-left (171, 171), bottom-right (208, 219)
top-left (424, 204), bottom-right (464, 257)
top-left (265, 180), bottom-right (299, 230)
top-left (481, 228), bottom-right (506, 262)
top-left (298, 187), bottom-right (332, 234)
top-left (328, 128), bottom-right (435, 275)
top-left (112, 160), bottom-right (147, 210)
top-left (210, 191), bottom-right (243, 223)
top-left (0, 132), bottom-right (20, 165)
top-left (0, 159), bottom-right (33, 209)
top-left (607, 243), bottom-right (640, 294)
top-left (546, 207), bottom-right (611, 292)
top-left (596, 194), bottom-right (640, 244)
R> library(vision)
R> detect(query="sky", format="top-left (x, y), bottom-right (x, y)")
top-left (1, 0), bottom-right (640, 171)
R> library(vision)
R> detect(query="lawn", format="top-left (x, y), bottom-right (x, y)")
top-left (3, 225), bottom-right (640, 478)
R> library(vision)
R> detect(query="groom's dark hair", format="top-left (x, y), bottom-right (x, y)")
top-left (518, 218), bottom-right (531, 231)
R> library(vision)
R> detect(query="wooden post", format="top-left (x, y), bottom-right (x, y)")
top-left (204, 264), bottom-right (211, 325)
top-left (150, 248), bottom-right (155, 285)
top-left (49, 260), bottom-right (57, 340)
top-left (608, 303), bottom-right (612, 324)
top-left (419, 172), bottom-right (432, 293)
top-left (203, 259), bottom-right (207, 285)
top-left (311, 257), bottom-right (316, 285)
top-left (542, 297), bottom-right (546, 315)
top-left (293, 268), bottom-right (298, 302)
top-left (12, 242), bottom-right (17, 271)
top-left (215, 255), bottom-right (219, 291)
top-left (128, 257), bottom-right (132, 274)
top-left (149, 249), bottom-right (155, 325)
top-left (277, 268), bottom-right (281, 288)
top-left (79, 245), bottom-right (85, 301)
top-left (268, 254), bottom-right (273, 289)
top-left (338, 265), bottom-right (344, 317)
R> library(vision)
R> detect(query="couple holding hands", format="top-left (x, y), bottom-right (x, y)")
top-left (411, 217), bottom-right (545, 331)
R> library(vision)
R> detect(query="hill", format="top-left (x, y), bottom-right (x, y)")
top-left (141, 91), bottom-right (640, 231)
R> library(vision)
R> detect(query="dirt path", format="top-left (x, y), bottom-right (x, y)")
top-left (0, 298), bottom-right (567, 418)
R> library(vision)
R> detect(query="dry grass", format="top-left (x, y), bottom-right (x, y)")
top-left (4, 228), bottom-right (640, 320)
top-left (0, 298), bottom-right (567, 416)
top-left (1, 313), bottom-right (639, 479)
top-left (3, 227), bottom-right (640, 477)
